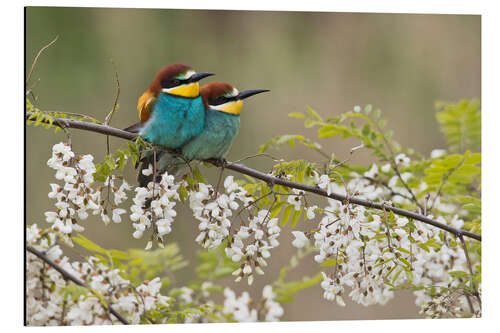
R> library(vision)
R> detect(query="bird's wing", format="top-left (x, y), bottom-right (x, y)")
top-left (137, 90), bottom-right (157, 123)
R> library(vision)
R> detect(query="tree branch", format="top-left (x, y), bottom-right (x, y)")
top-left (26, 113), bottom-right (481, 242)
top-left (26, 245), bottom-right (130, 325)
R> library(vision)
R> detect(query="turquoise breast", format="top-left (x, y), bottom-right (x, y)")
top-left (139, 93), bottom-right (206, 149)
top-left (182, 109), bottom-right (240, 161)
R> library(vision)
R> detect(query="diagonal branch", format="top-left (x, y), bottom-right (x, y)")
top-left (26, 113), bottom-right (481, 242)
top-left (26, 245), bottom-right (130, 325)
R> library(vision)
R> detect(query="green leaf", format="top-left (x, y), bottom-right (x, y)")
top-left (435, 99), bottom-right (481, 152)
top-left (280, 204), bottom-right (294, 227)
top-left (104, 154), bottom-right (116, 170)
top-left (73, 234), bottom-right (107, 254)
top-left (305, 106), bottom-right (323, 122)
top-left (270, 201), bottom-right (284, 219)
top-left (288, 112), bottom-right (305, 119)
top-left (192, 167), bottom-right (206, 183)
top-left (291, 209), bottom-right (302, 228)
top-left (449, 270), bottom-right (469, 279)
top-left (275, 273), bottom-right (322, 303)
top-left (398, 257), bottom-right (413, 270)
top-left (361, 123), bottom-right (371, 136)
top-left (178, 185), bottom-right (188, 203)
top-left (317, 125), bottom-right (338, 138)
top-left (320, 259), bottom-right (337, 267)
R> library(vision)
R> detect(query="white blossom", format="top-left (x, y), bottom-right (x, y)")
top-left (431, 149), bottom-right (446, 158)
top-left (291, 231), bottom-right (309, 248)
top-left (395, 153), bottom-right (410, 167)
top-left (381, 163), bottom-right (391, 173)
top-left (223, 288), bottom-right (257, 322)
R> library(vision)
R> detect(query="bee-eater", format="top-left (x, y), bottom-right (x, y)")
top-left (124, 64), bottom-right (213, 186)
top-left (130, 63), bottom-right (214, 147)
top-left (142, 82), bottom-right (269, 180)
top-left (182, 82), bottom-right (269, 161)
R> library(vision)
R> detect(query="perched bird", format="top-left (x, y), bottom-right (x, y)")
top-left (183, 82), bottom-right (269, 161)
top-left (143, 82), bottom-right (269, 179)
top-left (126, 63), bottom-right (214, 146)
top-left (124, 64), bottom-right (213, 186)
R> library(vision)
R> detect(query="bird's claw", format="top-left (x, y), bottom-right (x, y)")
top-left (217, 158), bottom-right (228, 167)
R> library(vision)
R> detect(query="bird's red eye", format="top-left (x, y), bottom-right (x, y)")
top-left (172, 79), bottom-right (180, 86)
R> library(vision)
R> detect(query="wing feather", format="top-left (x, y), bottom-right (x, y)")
top-left (137, 90), bottom-right (157, 123)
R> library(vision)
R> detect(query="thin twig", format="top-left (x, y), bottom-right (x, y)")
top-left (215, 161), bottom-right (225, 196)
top-left (26, 78), bottom-right (41, 99)
top-left (328, 144), bottom-right (364, 172)
top-left (236, 191), bottom-right (273, 219)
top-left (429, 157), bottom-right (466, 212)
top-left (151, 147), bottom-right (161, 245)
top-left (458, 235), bottom-right (481, 310)
top-left (363, 175), bottom-right (414, 202)
top-left (423, 193), bottom-right (429, 216)
top-left (102, 63), bottom-right (121, 212)
top-left (26, 245), bottom-right (130, 325)
top-left (372, 119), bottom-right (423, 211)
top-left (104, 60), bottom-right (121, 126)
top-left (26, 114), bottom-right (482, 242)
top-left (26, 35), bottom-right (59, 86)
top-left (381, 204), bottom-right (392, 248)
top-left (41, 110), bottom-right (102, 124)
top-left (232, 153), bottom-right (283, 164)
top-left (391, 161), bottom-right (423, 211)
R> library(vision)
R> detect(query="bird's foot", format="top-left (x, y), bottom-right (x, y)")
top-left (217, 158), bottom-right (228, 167)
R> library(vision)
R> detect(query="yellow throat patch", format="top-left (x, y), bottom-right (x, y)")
top-left (215, 100), bottom-right (243, 115)
top-left (164, 82), bottom-right (200, 98)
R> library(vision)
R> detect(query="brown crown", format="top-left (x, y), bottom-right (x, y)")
top-left (149, 63), bottom-right (193, 95)
top-left (200, 82), bottom-right (235, 109)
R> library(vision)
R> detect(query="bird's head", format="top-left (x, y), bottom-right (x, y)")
top-left (200, 82), bottom-right (269, 115)
top-left (150, 64), bottom-right (214, 98)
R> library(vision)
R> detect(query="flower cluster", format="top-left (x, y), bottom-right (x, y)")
top-left (222, 288), bottom-right (257, 322)
top-left (188, 176), bottom-right (281, 284)
top-left (129, 169), bottom-right (180, 246)
top-left (96, 175), bottom-right (131, 224)
top-left (189, 180), bottom-right (238, 248)
top-left (310, 197), bottom-right (394, 306)
top-left (31, 138), bottom-right (480, 322)
top-left (303, 169), bottom-right (475, 309)
top-left (315, 168), bottom-right (389, 202)
top-left (228, 207), bottom-right (281, 285)
top-left (222, 285), bottom-right (283, 322)
top-left (26, 224), bottom-right (171, 325)
top-left (115, 277), bottom-right (171, 323)
top-left (410, 218), bottom-right (477, 314)
top-left (44, 143), bottom-right (131, 241)
top-left (418, 288), bottom-right (481, 318)
top-left (45, 143), bottom-right (96, 236)
top-left (261, 285), bottom-right (284, 321)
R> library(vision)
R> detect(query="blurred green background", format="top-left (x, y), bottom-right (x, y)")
top-left (26, 7), bottom-right (480, 321)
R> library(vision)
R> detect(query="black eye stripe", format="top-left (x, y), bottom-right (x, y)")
top-left (161, 78), bottom-right (187, 89)
top-left (209, 95), bottom-right (237, 106)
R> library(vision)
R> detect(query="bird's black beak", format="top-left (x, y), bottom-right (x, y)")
top-left (189, 72), bottom-right (215, 82)
top-left (238, 89), bottom-right (270, 100)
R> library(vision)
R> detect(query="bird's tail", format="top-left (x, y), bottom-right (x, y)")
top-left (136, 150), bottom-right (189, 188)
top-left (123, 122), bottom-right (142, 134)
top-left (137, 150), bottom-right (189, 210)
